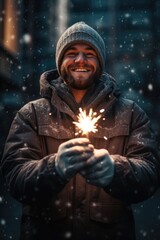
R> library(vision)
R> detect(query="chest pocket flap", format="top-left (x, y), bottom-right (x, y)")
top-left (94, 125), bottom-right (129, 139)
top-left (38, 124), bottom-right (75, 139)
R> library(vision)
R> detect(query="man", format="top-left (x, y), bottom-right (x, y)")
top-left (1, 22), bottom-right (160, 240)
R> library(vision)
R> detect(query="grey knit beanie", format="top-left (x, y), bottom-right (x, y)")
top-left (56, 22), bottom-right (106, 74)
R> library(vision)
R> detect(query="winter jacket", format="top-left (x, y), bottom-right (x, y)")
top-left (1, 69), bottom-right (160, 240)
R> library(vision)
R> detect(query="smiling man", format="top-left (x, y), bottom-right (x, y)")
top-left (1, 22), bottom-right (160, 240)
top-left (60, 43), bottom-right (101, 102)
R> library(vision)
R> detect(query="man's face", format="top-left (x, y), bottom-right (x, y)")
top-left (60, 43), bottom-right (101, 90)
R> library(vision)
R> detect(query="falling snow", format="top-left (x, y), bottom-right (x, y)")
top-left (0, 219), bottom-right (6, 226)
top-left (1, 1), bottom-right (160, 240)
top-left (64, 231), bottom-right (72, 239)
top-left (20, 34), bottom-right (32, 44)
top-left (148, 83), bottom-right (153, 91)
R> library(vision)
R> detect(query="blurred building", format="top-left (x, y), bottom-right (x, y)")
top-left (0, 0), bottom-right (160, 240)
top-left (68, 0), bottom-right (160, 135)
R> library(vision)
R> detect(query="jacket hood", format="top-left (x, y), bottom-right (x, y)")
top-left (40, 69), bottom-right (120, 117)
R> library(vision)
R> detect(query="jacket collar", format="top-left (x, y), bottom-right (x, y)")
top-left (40, 69), bottom-right (120, 120)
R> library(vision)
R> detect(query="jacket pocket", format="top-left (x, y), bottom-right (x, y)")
top-left (94, 124), bottom-right (129, 139)
top-left (39, 125), bottom-right (75, 139)
top-left (89, 202), bottom-right (129, 224)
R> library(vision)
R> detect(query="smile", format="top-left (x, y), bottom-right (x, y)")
top-left (71, 68), bottom-right (90, 72)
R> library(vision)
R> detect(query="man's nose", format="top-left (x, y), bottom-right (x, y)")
top-left (75, 52), bottom-right (86, 63)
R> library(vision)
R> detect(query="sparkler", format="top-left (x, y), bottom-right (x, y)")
top-left (73, 108), bottom-right (102, 138)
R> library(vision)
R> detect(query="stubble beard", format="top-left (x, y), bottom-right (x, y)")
top-left (60, 66), bottom-right (102, 90)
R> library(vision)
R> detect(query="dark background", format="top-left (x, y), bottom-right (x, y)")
top-left (0, 0), bottom-right (160, 239)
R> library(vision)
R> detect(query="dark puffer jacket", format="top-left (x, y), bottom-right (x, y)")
top-left (1, 70), bottom-right (160, 240)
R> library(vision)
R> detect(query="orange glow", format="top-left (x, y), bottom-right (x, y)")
top-left (3, 0), bottom-right (19, 53)
top-left (73, 108), bottom-right (102, 136)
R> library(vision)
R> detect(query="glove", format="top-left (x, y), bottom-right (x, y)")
top-left (55, 138), bottom-right (94, 181)
top-left (80, 149), bottom-right (115, 187)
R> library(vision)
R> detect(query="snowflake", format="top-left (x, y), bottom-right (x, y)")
top-left (0, 219), bottom-right (6, 225)
top-left (148, 84), bottom-right (153, 91)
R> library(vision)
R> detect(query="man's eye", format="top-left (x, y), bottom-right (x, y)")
top-left (66, 52), bottom-right (76, 57)
top-left (86, 53), bottom-right (95, 57)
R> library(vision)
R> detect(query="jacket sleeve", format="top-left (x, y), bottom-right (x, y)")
top-left (105, 102), bottom-right (160, 203)
top-left (1, 102), bottom-right (68, 205)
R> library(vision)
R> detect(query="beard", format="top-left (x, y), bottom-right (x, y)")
top-left (60, 64), bottom-right (102, 90)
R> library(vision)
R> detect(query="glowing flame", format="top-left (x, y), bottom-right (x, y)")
top-left (73, 108), bottom-right (102, 136)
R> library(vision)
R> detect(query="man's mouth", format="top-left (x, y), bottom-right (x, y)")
top-left (71, 68), bottom-right (90, 72)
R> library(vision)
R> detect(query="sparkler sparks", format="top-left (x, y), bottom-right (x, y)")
top-left (73, 108), bottom-right (102, 137)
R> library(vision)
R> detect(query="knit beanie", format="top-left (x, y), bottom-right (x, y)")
top-left (56, 21), bottom-right (106, 74)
